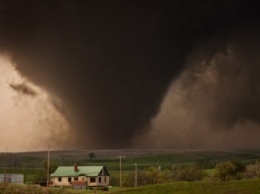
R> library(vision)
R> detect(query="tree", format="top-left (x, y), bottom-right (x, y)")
top-left (123, 166), bottom-right (168, 187)
top-left (89, 152), bottom-right (96, 160)
top-left (34, 160), bottom-right (59, 185)
top-left (172, 164), bottom-right (204, 181)
top-left (162, 169), bottom-right (173, 182)
top-left (144, 166), bottom-right (164, 184)
top-left (110, 174), bottom-right (120, 187)
top-left (122, 171), bottom-right (135, 187)
top-left (33, 169), bottom-right (47, 184)
top-left (214, 161), bottom-right (246, 181)
top-left (244, 160), bottom-right (260, 179)
top-left (232, 161), bottom-right (246, 172)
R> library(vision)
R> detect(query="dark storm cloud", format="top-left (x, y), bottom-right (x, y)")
top-left (0, 0), bottom-right (260, 148)
top-left (137, 31), bottom-right (260, 149)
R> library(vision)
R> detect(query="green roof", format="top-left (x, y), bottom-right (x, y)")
top-left (50, 166), bottom-right (109, 177)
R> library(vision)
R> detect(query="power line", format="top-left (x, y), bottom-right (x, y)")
top-left (47, 144), bottom-right (50, 187)
top-left (116, 155), bottom-right (126, 188)
top-left (135, 163), bottom-right (137, 188)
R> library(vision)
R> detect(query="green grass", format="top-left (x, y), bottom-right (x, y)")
top-left (2, 180), bottom-right (260, 194)
top-left (0, 167), bottom-right (44, 184)
top-left (0, 183), bottom-right (121, 194)
top-left (0, 149), bottom-right (259, 168)
top-left (77, 150), bottom-right (260, 171)
top-left (110, 179), bottom-right (260, 194)
top-left (0, 149), bottom-right (260, 187)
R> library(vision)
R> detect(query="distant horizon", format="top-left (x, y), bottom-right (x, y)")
top-left (2, 147), bottom-right (260, 154)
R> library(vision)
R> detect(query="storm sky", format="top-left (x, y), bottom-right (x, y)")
top-left (0, 0), bottom-right (260, 151)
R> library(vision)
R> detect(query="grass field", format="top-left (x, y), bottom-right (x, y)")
top-left (0, 149), bottom-right (260, 187)
top-left (1, 179), bottom-right (260, 194)
top-left (110, 179), bottom-right (260, 194)
top-left (1, 149), bottom-right (259, 168)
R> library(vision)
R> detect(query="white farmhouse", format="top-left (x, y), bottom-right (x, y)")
top-left (50, 164), bottom-right (110, 190)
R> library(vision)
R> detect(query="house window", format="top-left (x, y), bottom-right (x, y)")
top-left (90, 177), bottom-right (96, 183)
top-left (68, 177), bottom-right (72, 183)
top-left (104, 176), bottom-right (106, 183)
top-left (99, 177), bottom-right (102, 183)
top-left (58, 177), bottom-right (62, 182)
top-left (74, 177), bottom-right (78, 181)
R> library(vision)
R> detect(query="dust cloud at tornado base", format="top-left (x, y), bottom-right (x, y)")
top-left (135, 28), bottom-right (260, 149)
top-left (0, 55), bottom-right (72, 151)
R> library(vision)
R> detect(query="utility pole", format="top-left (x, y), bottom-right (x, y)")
top-left (4, 147), bottom-right (7, 188)
top-left (47, 144), bottom-right (50, 187)
top-left (116, 155), bottom-right (126, 188)
top-left (135, 163), bottom-right (137, 187)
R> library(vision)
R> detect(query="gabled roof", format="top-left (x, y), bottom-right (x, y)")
top-left (50, 166), bottom-right (109, 177)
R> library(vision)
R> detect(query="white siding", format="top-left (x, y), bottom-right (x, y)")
top-left (78, 176), bottom-right (86, 182)
top-left (52, 176), bottom-right (85, 187)
top-left (87, 176), bottom-right (110, 187)
top-left (52, 177), bottom-right (70, 187)
top-left (51, 175), bottom-right (109, 187)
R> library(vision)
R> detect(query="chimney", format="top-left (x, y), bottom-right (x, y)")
top-left (74, 164), bottom-right (78, 172)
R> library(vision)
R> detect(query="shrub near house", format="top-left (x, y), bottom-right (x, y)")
top-left (50, 164), bottom-right (110, 189)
